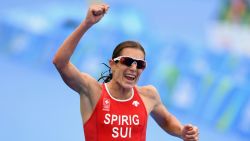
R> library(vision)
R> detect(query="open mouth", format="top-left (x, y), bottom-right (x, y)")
top-left (124, 74), bottom-right (136, 81)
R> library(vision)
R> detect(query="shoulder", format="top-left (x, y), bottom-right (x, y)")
top-left (136, 85), bottom-right (161, 102)
top-left (135, 85), bottom-right (162, 113)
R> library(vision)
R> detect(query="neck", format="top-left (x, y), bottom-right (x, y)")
top-left (106, 81), bottom-right (133, 100)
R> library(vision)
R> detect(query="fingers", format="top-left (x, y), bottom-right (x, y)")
top-left (85, 3), bottom-right (109, 25)
top-left (182, 124), bottom-right (199, 141)
top-left (183, 132), bottom-right (199, 141)
top-left (91, 4), bottom-right (109, 16)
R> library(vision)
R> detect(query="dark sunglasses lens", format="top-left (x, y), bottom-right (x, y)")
top-left (121, 57), bottom-right (134, 66)
top-left (119, 57), bottom-right (146, 69)
top-left (136, 60), bottom-right (146, 69)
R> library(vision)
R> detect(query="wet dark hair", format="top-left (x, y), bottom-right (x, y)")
top-left (98, 40), bottom-right (146, 83)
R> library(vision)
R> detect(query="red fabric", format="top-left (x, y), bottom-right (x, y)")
top-left (84, 83), bottom-right (148, 141)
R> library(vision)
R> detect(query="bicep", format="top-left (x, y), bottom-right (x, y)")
top-left (151, 103), bottom-right (171, 128)
top-left (55, 62), bottom-right (97, 94)
top-left (149, 86), bottom-right (171, 123)
top-left (151, 100), bottom-right (182, 137)
top-left (149, 87), bottom-right (173, 129)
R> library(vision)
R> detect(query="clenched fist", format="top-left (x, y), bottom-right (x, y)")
top-left (181, 124), bottom-right (199, 141)
top-left (85, 4), bottom-right (109, 26)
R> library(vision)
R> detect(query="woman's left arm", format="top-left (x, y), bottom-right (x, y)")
top-left (149, 86), bottom-right (199, 141)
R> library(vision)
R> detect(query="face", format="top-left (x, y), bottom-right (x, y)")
top-left (110, 48), bottom-right (145, 89)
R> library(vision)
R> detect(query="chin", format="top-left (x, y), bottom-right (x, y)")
top-left (121, 80), bottom-right (137, 89)
top-left (122, 83), bottom-right (134, 89)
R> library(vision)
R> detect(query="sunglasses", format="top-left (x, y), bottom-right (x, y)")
top-left (113, 56), bottom-right (146, 69)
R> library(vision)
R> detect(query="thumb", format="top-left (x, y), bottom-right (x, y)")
top-left (92, 8), bottom-right (105, 16)
top-left (183, 124), bottom-right (193, 132)
top-left (181, 124), bottom-right (193, 140)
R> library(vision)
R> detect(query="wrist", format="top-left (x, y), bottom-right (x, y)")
top-left (179, 125), bottom-right (184, 139)
top-left (81, 20), bottom-right (93, 29)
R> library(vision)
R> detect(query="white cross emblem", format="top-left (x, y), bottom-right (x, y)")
top-left (132, 101), bottom-right (140, 107)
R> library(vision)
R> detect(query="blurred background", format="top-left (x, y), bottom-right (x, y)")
top-left (1, 0), bottom-right (250, 140)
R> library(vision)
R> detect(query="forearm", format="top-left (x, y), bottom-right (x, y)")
top-left (158, 112), bottom-right (199, 141)
top-left (53, 20), bottom-right (92, 68)
top-left (163, 114), bottom-right (183, 139)
top-left (53, 4), bottom-right (109, 68)
top-left (151, 109), bottom-right (183, 139)
top-left (149, 87), bottom-right (199, 140)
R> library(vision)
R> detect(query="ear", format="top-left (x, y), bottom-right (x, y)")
top-left (109, 59), bottom-right (115, 73)
top-left (109, 59), bottom-right (115, 67)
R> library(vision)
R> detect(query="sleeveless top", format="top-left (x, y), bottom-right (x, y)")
top-left (84, 83), bottom-right (148, 141)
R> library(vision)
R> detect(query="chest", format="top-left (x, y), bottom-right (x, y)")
top-left (95, 98), bottom-right (147, 138)
top-left (99, 98), bottom-right (146, 122)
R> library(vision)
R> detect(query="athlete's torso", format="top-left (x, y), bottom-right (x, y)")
top-left (84, 83), bottom-right (148, 141)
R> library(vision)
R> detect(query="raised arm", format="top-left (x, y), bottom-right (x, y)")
top-left (53, 4), bottom-right (109, 94)
top-left (149, 87), bottom-right (199, 141)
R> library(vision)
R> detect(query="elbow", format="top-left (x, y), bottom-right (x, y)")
top-left (52, 57), bottom-right (63, 69)
top-left (52, 57), bottom-right (59, 67)
top-left (52, 57), bottom-right (69, 70)
top-left (52, 57), bottom-right (57, 64)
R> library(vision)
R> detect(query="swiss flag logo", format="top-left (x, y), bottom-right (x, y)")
top-left (103, 98), bottom-right (110, 111)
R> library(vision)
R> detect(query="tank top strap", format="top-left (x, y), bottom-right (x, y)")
top-left (132, 86), bottom-right (141, 100)
top-left (132, 86), bottom-right (148, 115)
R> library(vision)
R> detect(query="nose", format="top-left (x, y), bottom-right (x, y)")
top-left (130, 61), bottom-right (137, 69)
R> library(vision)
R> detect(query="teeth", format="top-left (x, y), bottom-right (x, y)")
top-left (125, 74), bottom-right (135, 78)
top-left (125, 74), bottom-right (136, 80)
